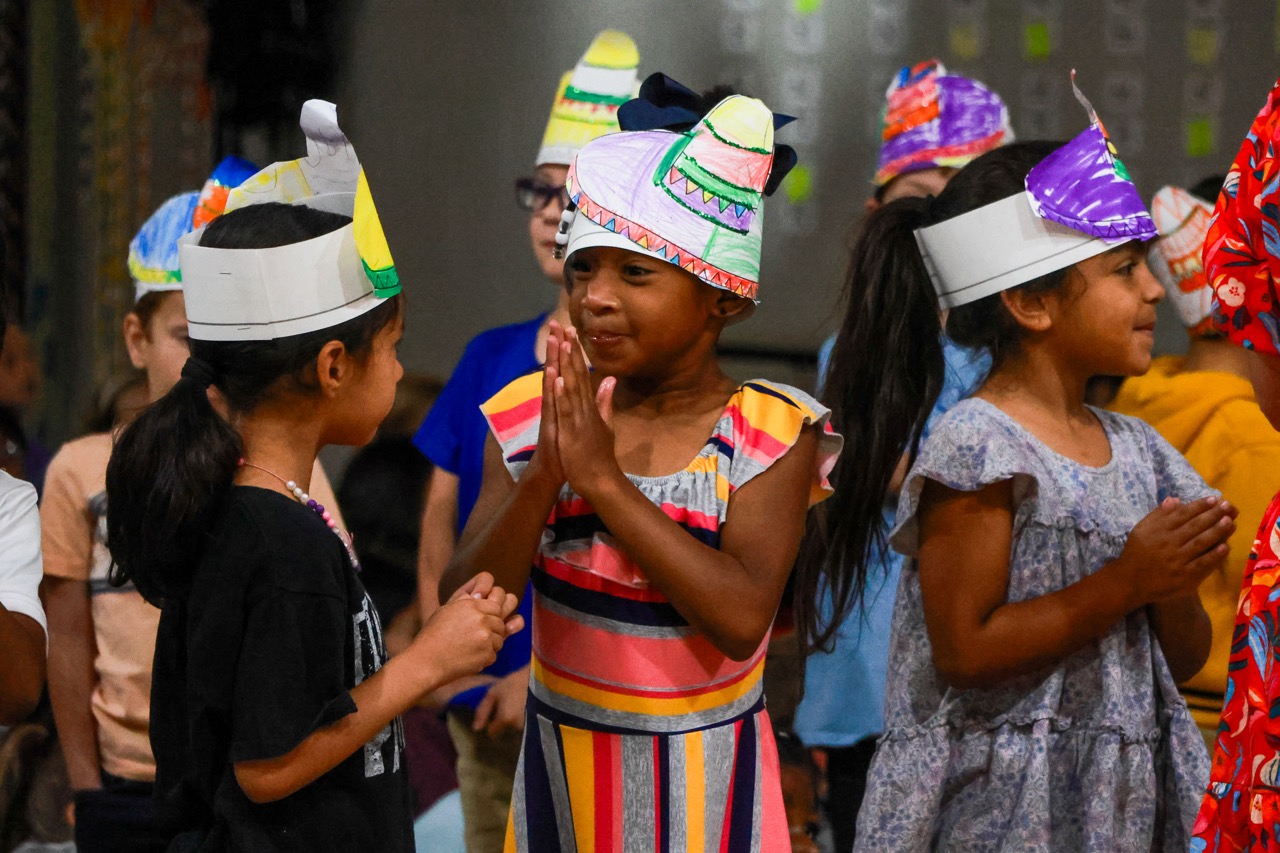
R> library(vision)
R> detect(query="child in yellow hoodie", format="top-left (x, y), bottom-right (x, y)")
top-left (1109, 176), bottom-right (1280, 738)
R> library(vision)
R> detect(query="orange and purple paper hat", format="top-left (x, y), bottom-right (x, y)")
top-left (560, 82), bottom-right (794, 307)
top-left (875, 60), bottom-right (1013, 188)
top-left (127, 155), bottom-right (258, 302)
top-left (1206, 76), bottom-right (1280, 354)
top-left (915, 74), bottom-right (1155, 308)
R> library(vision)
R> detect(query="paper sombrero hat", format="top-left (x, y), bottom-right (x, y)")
top-left (178, 100), bottom-right (399, 342)
top-left (915, 73), bottom-right (1156, 309)
top-left (562, 94), bottom-right (780, 304)
top-left (1149, 186), bottom-right (1215, 335)
top-left (537, 30), bottom-right (640, 168)
top-left (875, 59), bottom-right (1013, 188)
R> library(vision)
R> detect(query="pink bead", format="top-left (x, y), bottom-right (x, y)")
top-left (321, 510), bottom-right (332, 522)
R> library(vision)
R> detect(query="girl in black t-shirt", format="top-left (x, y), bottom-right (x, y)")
top-left (104, 129), bottom-right (522, 852)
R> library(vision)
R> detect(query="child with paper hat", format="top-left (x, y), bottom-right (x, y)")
top-left (102, 102), bottom-right (522, 850)
top-left (1191, 76), bottom-right (1280, 850)
top-left (801, 77), bottom-right (1228, 849)
top-left (1108, 178), bottom-right (1280, 745)
top-left (409, 28), bottom-right (638, 853)
top-left (440, 85), bottom-right (842, 852)
top-left (799, 57), bottom-right (1006, 850)
top-left (40, 155), bottom-right (287, 853)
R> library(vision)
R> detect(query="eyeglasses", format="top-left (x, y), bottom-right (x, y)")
top-left (515, 177), bottom-right (570, 212)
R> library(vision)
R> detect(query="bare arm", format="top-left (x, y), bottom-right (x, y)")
top-left (439, 366), bottom-right (565, 603)
top-left (416, 469), bottom-right (459, 619)
top-left (0, 481), bottom-right (46, 725)
top-left (234, 576), bottom-right (519, 804)
top-left (917, 481), bottom-right (1231, 689)
top-left (412, 468), bottom-right (500, 708)
top-left (0, 606), bottom-right (44, 725)
top-left (41, 576), bottom-right (102, 790)
top-left (1147, 594), bottom-right (1212, 683)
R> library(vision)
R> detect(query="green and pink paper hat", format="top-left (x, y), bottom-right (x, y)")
top-left (561, 93), bottom-right (784, 305)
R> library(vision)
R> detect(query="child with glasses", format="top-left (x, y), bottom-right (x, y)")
top-left (408, 30), bottom-right (641, 853)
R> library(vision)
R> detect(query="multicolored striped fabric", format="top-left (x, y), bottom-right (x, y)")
top-left (481, 373), bottom-right (840, 853)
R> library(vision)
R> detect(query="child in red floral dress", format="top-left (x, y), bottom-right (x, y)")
top-left (1193, 75), bottom-right (1280, 850)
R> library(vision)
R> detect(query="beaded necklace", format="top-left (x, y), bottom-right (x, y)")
top-left (238, 459), bottom-right (361, 571)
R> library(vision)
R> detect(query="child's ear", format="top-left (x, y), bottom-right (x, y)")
top-left (314, 340), bottom-right (349, 397)
top-left (714, 292), bottom-right (751, 321)
top-left (999, 286), bottom-right (1056, 334)
top-left (122, 312), bottom-right (149, 369)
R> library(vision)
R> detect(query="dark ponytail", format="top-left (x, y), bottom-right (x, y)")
top-left (106, 202), bottom-right (403, 605)
top-left (794, 141), bottom-right (1068, 654)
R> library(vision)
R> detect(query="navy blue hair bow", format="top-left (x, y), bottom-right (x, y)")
top-left (617, 72), bottom-right (798, 197)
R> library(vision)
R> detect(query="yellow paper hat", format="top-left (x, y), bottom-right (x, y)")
top-left (536, 30), bottom-right (639, 168)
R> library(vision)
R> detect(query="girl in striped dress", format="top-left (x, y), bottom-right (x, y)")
top-left (441, 83), bottom-right (842, 853)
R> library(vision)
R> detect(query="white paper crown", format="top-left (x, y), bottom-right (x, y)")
top-left (179, 100), bottom-right (399, 341)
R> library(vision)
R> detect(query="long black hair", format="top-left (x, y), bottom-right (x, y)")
top-left (106, 202), bottom-right (402, 605)
top-left (794, 141), bottom-right (1070, 654)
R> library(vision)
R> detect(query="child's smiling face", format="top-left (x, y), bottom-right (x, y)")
top-left (1045, 242), bottom-right (1165, 379)
top-left (564, 246), bottom-right (740, 378)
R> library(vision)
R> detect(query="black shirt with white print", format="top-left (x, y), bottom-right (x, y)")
top-left (150, 487), bottom-right (414, 852)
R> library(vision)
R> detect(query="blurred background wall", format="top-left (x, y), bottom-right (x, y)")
top-left (19, 0), bottom-right (1280, 442)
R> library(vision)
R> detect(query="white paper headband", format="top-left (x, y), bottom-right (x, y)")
top-left (178, 221), bottom-right (379, 341)
top-left (914, 192), bottom-right (1113, 309)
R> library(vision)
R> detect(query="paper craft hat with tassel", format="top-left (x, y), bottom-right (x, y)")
top-left (875, 59), bottom-right (1013, 187)
top-left (127, 155), bottom-right (258, 303)
top-left (179, 99), bottom-right (399, 342)
top-left (536, 29), bottom-right (640, 167)
top-left (915, 73), bottom-right (1156, 309)
top-left (561, 90), bottom-right (793, 308)
top-left (1148, 186), bottom-right (1216, 336)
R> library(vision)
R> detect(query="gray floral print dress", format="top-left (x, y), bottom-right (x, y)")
top-left (853, 398), bottom-right (1211, 852)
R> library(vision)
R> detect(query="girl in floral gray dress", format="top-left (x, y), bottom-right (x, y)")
top-left (797, 94), bottom-right (1232, 851)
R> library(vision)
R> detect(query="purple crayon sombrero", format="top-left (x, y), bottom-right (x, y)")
top-left (875, 59), bottom-right (1013, 187)
top-left (1025, 81), bottom-right (1154, 242)
top-left (915, 72), bottom-right (1156, 308)
top-left (562, 93), bottom-right (780, 304)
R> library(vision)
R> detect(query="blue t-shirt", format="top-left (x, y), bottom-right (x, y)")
top-left (794, 332), bottom-right (990, 747)
top-left (413, 314), bottom-right (546, 711)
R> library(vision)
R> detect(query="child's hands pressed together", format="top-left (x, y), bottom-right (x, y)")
top-left (526, 327), bottom-right (567, 491)
top-left (546, 322), bottom-right (621, 499)
top-left (411, 571), bottom-right (524, 686)
top-left (1113, 495), bottom-right (1236, 607)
